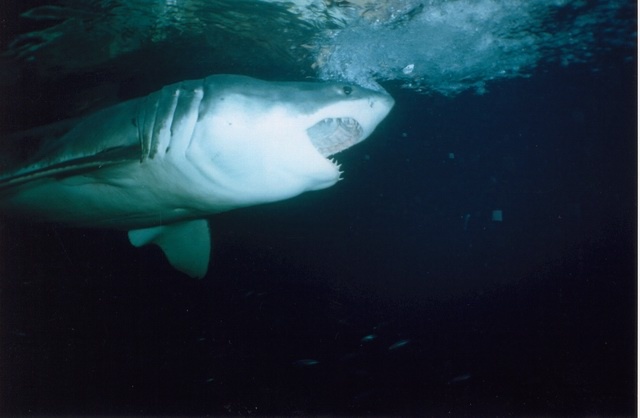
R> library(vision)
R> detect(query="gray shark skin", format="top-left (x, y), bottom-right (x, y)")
top-left (0, 75), bottom-right (394, 278)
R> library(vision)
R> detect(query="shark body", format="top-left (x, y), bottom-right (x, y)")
top-left (0, 75), bottom-right (394, 278)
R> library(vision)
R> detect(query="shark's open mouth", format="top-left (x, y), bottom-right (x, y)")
top-left (306, 117), bottom-right (363, 157)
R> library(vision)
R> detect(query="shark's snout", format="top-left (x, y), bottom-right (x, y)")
top-left (305, 87), bottom-right (394, 160)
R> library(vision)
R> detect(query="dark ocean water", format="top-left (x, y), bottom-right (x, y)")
top-left (0, 1), bottom-right (636, 416)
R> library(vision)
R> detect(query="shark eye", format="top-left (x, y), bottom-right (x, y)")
top-left (342, 86), bottom-right (352, 95)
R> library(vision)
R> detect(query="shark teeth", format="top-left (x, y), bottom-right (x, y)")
top-left (329, 158), bottom-right (343, 177)
top-left (306, 117), bottom-right (363, 159)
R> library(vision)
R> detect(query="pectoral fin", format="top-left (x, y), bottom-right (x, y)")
top-left (128, 219), bottom-right (211, 279)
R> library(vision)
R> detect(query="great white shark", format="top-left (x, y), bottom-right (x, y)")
top-left (0, 75), bottom-right (394, 278)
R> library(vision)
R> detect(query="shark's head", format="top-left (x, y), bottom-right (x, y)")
top-left (303, 82), bottom-right (395, 161)
top-left (188, 75), bottom-right (395, 208)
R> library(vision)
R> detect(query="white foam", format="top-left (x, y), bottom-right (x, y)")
top-left (314, 0), bottom-right (633, 95)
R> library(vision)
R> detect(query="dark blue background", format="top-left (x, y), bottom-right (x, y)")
top-left (0, 48), bottom-right (636, 416)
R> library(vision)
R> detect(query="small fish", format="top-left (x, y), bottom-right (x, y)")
top-left (447, 373), bottom-right (472, 385)
top-left (292, 359), bottom-right (319, 367)
top-left (388, 339), bottom-right (410, 350)
top-left (360, 334), bottom-right (377, 343)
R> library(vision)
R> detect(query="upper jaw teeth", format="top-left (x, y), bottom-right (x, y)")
top-left (306, 117), bottom-right (363, 158)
